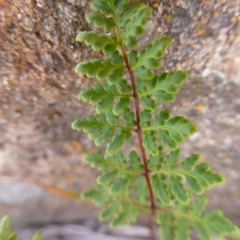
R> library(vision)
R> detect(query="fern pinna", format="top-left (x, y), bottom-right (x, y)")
top-left (72, 0), bottom-right (237, 239)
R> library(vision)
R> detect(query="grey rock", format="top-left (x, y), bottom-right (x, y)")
top-left (0, 182), bottom-right (43, 205)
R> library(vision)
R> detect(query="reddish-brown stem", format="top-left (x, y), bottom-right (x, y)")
top-left (121, 49), bottom-right (156, 240)
top-left (121, 49), bottom-right (156, 214)
top-left (111, 6), bottom-right (156, 238)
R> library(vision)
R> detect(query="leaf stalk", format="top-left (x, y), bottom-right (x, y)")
top-left (111, 2), bottom-right (156, 231)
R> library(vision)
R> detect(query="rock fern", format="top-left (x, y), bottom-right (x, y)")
top-left (72, 0), bottom-right (237, 239)
top-left (0, 1), bottom-right (238, 239)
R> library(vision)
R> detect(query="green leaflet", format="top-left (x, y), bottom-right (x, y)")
top-left (135, 66), bottom-right (154, 80)
top-left (135, 177), bottom-right (149, 205)
top-left (97, 169), bottom-right (118, 184)
top-left (100, 199), bottom-right (139, 228)
top-left (31, 232), bottom-right (43, 240)
top-left (113, 97), bottom-right (130, 116)
top-left (131, 37), bottom-right (172, 71)
top-left (193, 214), bottom-right (236, 240)
top-left (141, 109), bottom-right (197, 150)
top-left (175, 218), bottom-right (190, 240)
top-left (194, 220), bottom-right (211, 240)
top-left (96, 172), bottom-right (139, 228)
top-left (119, 3), bottom-right (145, 26)
top-left (107, 132), bottom-right (130, 156)
top-left (157, 213), bottom-right (175, 240)
top-left (90, 0), bottom-right (112, 15)
top-left (140, 109), bottom-right (151, 127)
top-left (0, 216), bottom-right (16, 240)
top-left (148, 146), bottom-right (163, 171)
top-left (84, 151), bottom-right (107, 168)
top-left (128, 50), bottom-right (138, 67)
top-left (204, 210), bottom-right (237, 236)
top-left (180, 154), bottom-right (199, 171)
top-left (183, 158), bottom-right (224, 190)
top-left (114, 151), bottom-right (127, 169)
top-left (175, 200), bottom-right (237, 239)
top-left (76, 31), bottom-right (117, 54)
top-left (157, 201), bottom-right (237, 240)
top-left (175, 200), bottom-right (190, 212)
top-left (116, 157), bottom-right (129, 172)
top-left (84, 151), bottom-right (144, 212)
top-left (192, 162), bottom-right (225, 188)
top-left (164, 149), bottom-right (180, 170)
top-left (78, 80), bottom-right (132, 115)
top-left (124, 5), bottom-right (152, 38)
top-left (99, 201), bottom-right (120, 221)
top-left (192, 197), bottom-right (207, 217)
top-left (109, 203), bottom-right (139, 228)
top-left (114, 0), bottom-right (129, 14)
top-left (86, 12), bottom-right (115, 32)
top-left (142, 130), bottom-right (158, 156)
top-left (155, 111), bottom-right (196, 149)
top-left (170, 175), bottom-right (189, 204)
top-left (140, 110), bottom-right (158, 155)
top-left (84, 152), bottom-right (139, 204)
top-left (82, 185), bottom-right (109, 206)
top-left (110, 177), bottom-right (131, 195)
top-left (155, 151), bottom-right (224, 198)
top-left (140, 95), bottom-right (157, 111)
top-left (122, 5), bottom-right (152, 48)
top-left (72, 109), bottom-right (134, 155)
top-left (75, 51), bottom-right (124, 84)
top-left (185, 176), bottom-right (203, 194)
top-left (186, 160), bottom-right (223, 192)
top-left (84, 151), bottom-right (141, 177)
top-left (138, 71), bottom-right (188, 103)
top-left (124, 37), bottom-right (138, 48)
top-left (128, 151), bottom-right (142, 171)
top-left (152, 174), bottom-right (171, 206)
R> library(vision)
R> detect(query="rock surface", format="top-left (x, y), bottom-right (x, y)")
top-left (0, 0), bottom-right (240, 237)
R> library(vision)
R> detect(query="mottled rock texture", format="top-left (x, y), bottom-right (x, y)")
top-left (0, 0), bottom-right (240, 233)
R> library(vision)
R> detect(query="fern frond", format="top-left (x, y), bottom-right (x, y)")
top-left (73, 0), bottom-right (238, 239)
